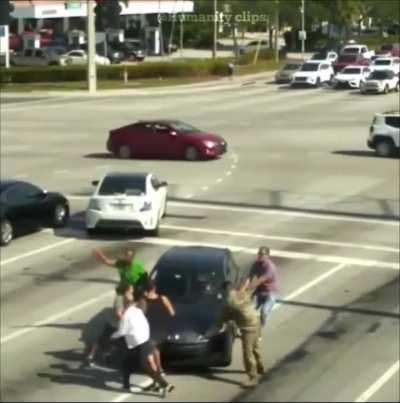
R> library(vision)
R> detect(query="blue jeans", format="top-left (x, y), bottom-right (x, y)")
top-left (254, 292), bottom-right (276, 327)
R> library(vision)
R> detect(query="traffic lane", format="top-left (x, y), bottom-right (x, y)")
top-left (63, 197), bottom-right (399, 253)
top-left (0, 254), bottom-right (376, 402)
top-left (1, 201), bottom-right (398, 276)
top-left (238, 280), bottom-right (399, 403)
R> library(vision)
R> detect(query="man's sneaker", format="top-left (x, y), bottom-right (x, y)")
top-left (160, 384), bottom-right (175, 398)
top-left (86, 357), bottom-right (95, 367)
top-left (241, 377), bottom-right (259, 388)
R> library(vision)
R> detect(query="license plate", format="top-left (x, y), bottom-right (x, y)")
top-left (113, 204), bottom-right (131, 211)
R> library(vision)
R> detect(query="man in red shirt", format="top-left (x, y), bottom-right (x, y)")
top-left (243, 246), bottom-right (278, 328)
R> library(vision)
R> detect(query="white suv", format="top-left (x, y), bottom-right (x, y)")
top-left (86, 172), bottom-right (168, 235)
top-left (367, 112), bottom-right (400, 157)
top-left (291, 61), bottom-right (334, 87)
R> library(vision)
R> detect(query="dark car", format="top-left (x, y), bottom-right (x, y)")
top-left (333, 54), bottom-right (370, 73)
top-left (107, 120), bottom-right (227, 161)
top-left (112, 39), bottom-right (145, 61)
top-left (151, 246), bottom-right (244, 368)
top-left (0, 180), bottom-right (69, 246)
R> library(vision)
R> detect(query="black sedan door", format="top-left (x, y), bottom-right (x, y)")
top-left (5, 183), bottom-right (49, 230)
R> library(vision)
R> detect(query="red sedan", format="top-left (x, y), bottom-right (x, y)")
top-left (107, 120), bottom-right (228, 161)
top-left (333, 54), bottom-right (370, 73)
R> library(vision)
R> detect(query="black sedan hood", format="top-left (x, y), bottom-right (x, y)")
top-left (165, 300), bottom-right (223, 343)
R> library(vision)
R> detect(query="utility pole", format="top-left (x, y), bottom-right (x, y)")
top-left (301, 0), bottom-right (305, 56)
top-left (212, 0), bottom-right (217, 59)
top-left (87, 0), bottom-right (97, 94)
top-left (274, 0), bottom-right (279, 63)
top-left (180, 14), bottom-right (184, 58)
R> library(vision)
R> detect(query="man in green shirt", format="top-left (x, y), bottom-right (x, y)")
top-left (93, 248), bottom-right (148, 299)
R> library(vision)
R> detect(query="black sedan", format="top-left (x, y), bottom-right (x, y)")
top-left (151, 246), bottom-right (243, 368)
top-left (0, 180), bottom-right (69, 246)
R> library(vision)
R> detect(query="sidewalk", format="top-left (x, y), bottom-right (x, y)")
top-left (1, 70), bottom-right (277, 98)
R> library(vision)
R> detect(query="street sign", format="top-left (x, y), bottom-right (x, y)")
top-left (299, 30), bottom-right (307, 40)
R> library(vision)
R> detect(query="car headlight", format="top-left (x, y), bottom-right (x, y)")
top-left (88, 199), bottom-right (101, 211)
top-left (140, 201), bottom-right (152, 211)
top-left (204, 140), bottom-right (217, 149)
top-left (167, 333), bottom-right (181, 341)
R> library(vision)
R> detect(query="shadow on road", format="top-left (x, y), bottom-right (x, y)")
top-left (333, 150), bottom-right (399, 159)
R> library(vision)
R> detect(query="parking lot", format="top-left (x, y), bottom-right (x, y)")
top-left (1, 77), bottom-right (399, 402)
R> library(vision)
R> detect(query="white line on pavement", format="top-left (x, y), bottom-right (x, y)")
top-left (53, 170), bottom-right (69, 175)
top-left (231, 164), bottom-right (237, 169)
top-left (0, 290), bottom-right (114, 344)
top-left (15, 174), bottom-right (29, 179)
top-left (66, 196), bottom-right (399, 225)
top-left (185, 194), bottom-right (194, 199)
top-left (226, 171), bottom-right (232, 176)
top-left (135, 237), bottom-right (399, 270)
top-left (96, 165), bottom-right (110, 170)
top-left (201, 186), bottom-right (209, 191)
top-left (216, 178), bottom-right (223, 183)
top-left (355, 361), bottom-right (400, 402)
top-left (1, 238), bottom-right (76, 266)
top-left (160, 224), bottom-right (399, 253)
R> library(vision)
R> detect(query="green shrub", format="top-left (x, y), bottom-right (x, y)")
top-left (0, 59), bottom-right (235, 84)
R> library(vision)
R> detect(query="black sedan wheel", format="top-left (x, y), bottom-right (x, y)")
top-left (1, 219), bottom-right (13, 246)
top-left (53, 203), bottom-right (69, 227)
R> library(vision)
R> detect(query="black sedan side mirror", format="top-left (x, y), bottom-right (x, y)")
top-left (92, 180), bottom-right (99, 186)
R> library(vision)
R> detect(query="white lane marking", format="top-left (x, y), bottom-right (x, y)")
top-left (0, 290), bottom-right (114, 344)
top-left (15, 174), bottom-right (29, 179)
top-left (355, 361), bottom-right (400, 402)
top-left (160, 224), bottom-right (399, 253)
top-left (226, 171), bottom-right (232, 176)
top-left (135, 237), bottom-right (399, 270)
top-left (185, 194), bottom-right (194, 199)
top-left (273, 263), bottom-right (347, 310)
top-left (169, 201), bottom-right (400, 226)
top-left (231, 164), bottom-right (237, 169)
top-left (96, 165), bottom-right (110, 170)
top-left (201, 186), bottom-right (209, 191)
top-left (66, 196), bottom-right (399, 226)
top-left (1, 239), bottom-right (76, 266)
top-left (53, 170), bottom-right (69, 175)
top-left (216, 178), bottom-right (223, 183)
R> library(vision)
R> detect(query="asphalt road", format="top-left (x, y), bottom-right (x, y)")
top-left (1, 79), bottom-right (399, 402)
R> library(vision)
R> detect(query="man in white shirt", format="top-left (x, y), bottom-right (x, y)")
top-left (111, 303), bottom-right (174, 395)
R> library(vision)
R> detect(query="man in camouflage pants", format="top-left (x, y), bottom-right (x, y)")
top-left (212, 279), bottom-right (266, 388)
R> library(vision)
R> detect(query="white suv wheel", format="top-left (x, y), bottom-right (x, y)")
top-left (376, 140), bottom-right (393, 157)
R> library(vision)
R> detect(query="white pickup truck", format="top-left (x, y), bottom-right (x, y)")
top-left (340, 44), bottom-right (375, 60)
top-left (10, 47), bottom-right (65, 66)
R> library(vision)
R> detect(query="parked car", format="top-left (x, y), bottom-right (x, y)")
top-left (120, 39), bottom-right (146, 61)
top-left (361, 70), bottom-right (399, 94)
top-left (333, 54), bottom-right (370, 73)
top-left (86, 172), bottom-right (167, 236)
top-left (340, 44), bottom-right (375, 59)
top-left (275, 62), bottom-right (302, 83)
top-left (310, 51), bottom-right (338, 64)
top-left (107, 120), bottom-right (227, 161)
top-left (10, 47), bottom-right (66, 66)
top-left (0, 181), bottom-right (69, 246)
top-left (151, 246), bottom-right (242, 367)
top-left (59, 49), bottom-right (110, 66)
top-left (291, 61), bottom-right (334, 87)
top-left (367, 112), bottom-right (400, 157)
top-left (370, 57), bottom-right (400, 74)
top-left (375, 43), bottom-right (400, 58)
top-left (105, 45), bottom-right (125, 64)
top-left (332, 65), bottom-right (371, 89)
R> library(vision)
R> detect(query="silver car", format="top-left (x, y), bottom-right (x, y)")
top-left (275, 62), bottom-right (302, 84)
